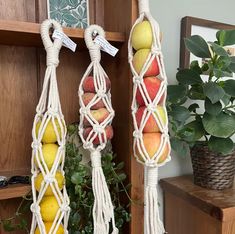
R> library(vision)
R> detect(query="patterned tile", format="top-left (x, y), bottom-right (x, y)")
top-left (48, 0), bottom-right (89, 29)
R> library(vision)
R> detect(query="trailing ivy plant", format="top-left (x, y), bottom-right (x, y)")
top-left (65, 123), bottom-right (131, 234)
top-left (167, 29), bottom-right (235, 156)
top-left (1, 123), bottom-right (131, 233)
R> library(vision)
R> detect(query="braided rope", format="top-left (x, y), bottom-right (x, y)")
top-left (30, 19), bottom-right (70, 234)
top-left (78, 25), bottom-right (118, 234)
top-left (128, 1), bottom-right (171, 233)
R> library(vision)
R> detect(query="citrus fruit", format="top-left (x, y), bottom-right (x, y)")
top-left (40, 196), bottom-right (60, 222)
top-left (35, 171), bottom-right (64, 196)
top-left (36, 120), bottom-right (62, 143)
top-left (41, 144), bottom-right (59, 170)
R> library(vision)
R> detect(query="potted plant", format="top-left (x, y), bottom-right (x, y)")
top-left (167, 29), bottom-right (235, 190)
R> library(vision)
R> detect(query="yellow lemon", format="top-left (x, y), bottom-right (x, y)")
top-left (40, 196), bottom-right (60, 222)
top-left (36, 120), bottom-right (62, 143)
top-left (41, 144), bottom-right (59, 170)
top-left (35, 222), bottom-right (64, 234)
top-left (35, 171), bottom-right (64, 196)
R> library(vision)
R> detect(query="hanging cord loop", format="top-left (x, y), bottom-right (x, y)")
top-left (40, 19), bottom-right (63, 67)
top-left (30, 19), bottom-right (70, 234)
top-left (78, 24), bottom-right (118, 234)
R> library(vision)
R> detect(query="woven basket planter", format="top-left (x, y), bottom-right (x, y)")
top-left (191, 144), bottom-right (235, 190)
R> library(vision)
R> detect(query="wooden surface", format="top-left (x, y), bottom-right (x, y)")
top-left (0, 20), bottom-right (125, 47)
top-left (0, 184), bottom-right (31, 200)
top-left (161, 175), bottom-right (235, 234)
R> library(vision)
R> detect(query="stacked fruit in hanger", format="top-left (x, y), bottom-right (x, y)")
top-left (131, 20), bottom-right (170, 163)
top-left (34, 120), bottom-right (64, 233)
top-left (82, 76), bottom-right (113, 144)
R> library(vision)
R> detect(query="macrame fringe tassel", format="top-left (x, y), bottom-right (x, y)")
top-left (145, 166), bottom-right (165, 234)
top-left (91, 150), bottom-right (118, 234)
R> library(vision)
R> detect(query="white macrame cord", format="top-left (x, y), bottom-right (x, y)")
top-left (78, 25), bottom-right (118, 234)
top-left (30, 19), bottom-right (70, 234)
top-left (128, 0), bottom-right (171, 233)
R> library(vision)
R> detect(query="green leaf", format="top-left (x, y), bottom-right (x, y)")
top-left (209, 42), bottom-right (228, 56)
top-left (205, 98), bottom-right (222, 116)
top-left (229, 62), bottom-right (235, 73)
top-left (203, 82), bottom-right (225, 104)
top-left (214, 68), bottom-right (233, 78)
top-left (223, 80), bottom-right (235, 97)
top-left (170, 138), bottom-right (190, 157)
top-left (201, 63), bottom-right (209, 72)
top-left (184, 35), bottom-right (211, 58)
top-left (221, 93), bottom-right (232, 105)
top-left (208, 136), bottom-right (234, 155)
top-left (71, 172), bottom-right (83, 185)
top-left (169, 106), bottom-right (191, 123)
top-left (188, 84), bottom-right (205, 100)
top-left (185, 120), bottom-right (205, 141)
top-left (190, 60), bottom-right (202, 74)
top-left (216, 29), bottom-right (235, 46)
top-left (167, 85), bottom-right (187, 104)
top-left (188, 103), bottom-right (199, 112)
top-left (176, 69), bottom-right (203, 85)
top-left (202, 112), bottom-right (235, 138)
top-left (3, 220), bottom-right (15, 231)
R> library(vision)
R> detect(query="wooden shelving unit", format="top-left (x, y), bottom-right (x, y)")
top-left (0, 184), bottom-right (31, 200)
top-left (0, 1), bottom-right (142, 234)
top-left (0, 20), bottom-right (125, 47)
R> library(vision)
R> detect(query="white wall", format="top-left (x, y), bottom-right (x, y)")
top-left (149, 0), bottom-right (235, 218)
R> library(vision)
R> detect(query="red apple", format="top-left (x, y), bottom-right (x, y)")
top-left (136, 133), bottom-right (170, 163)
top-left (82, 76), bottom-right (111, 93)
top-left (83, 108), bottom-right (109, 126)
top-left (133, 49), bottom-right (160, 77)
top-left (136, 77), bottom-right (162, 106)
top-left (136, 105), bottom-right (167, 133)
top-left (82, 93), bottom-right (105, 110)
top-left (83, 125), bottom-right (113, 144)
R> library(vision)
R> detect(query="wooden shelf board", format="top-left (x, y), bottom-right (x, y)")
top-left (0, 20), bottom-right (126, 47)
top-left (0, 184), bottom-right (31, 200)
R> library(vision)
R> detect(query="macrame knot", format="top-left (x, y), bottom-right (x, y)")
top-left (31, 141), bottom-right (42, 150)
top-left (133, 130), bottom-right (142, 139)
top-left (48, 108), bottom-right (58, 117)
top-left (133, 76), bottom-right (143, 85)
top-left (91, 150), bottom-right (102, 168)
top-left (83, 141), bottom-right (93, 149)
top-left (30, 204), bottom-right (40, 215)
top-left (147, 103), bottom-right (155, 112)
top-left (97, 90), bottom-right (106, 98)
top-left (44, 174), bottom-right (55, 183)
top-left (151, 46), bottom-right (161, 56)
top-left (146, 166), bottom-right (158, 187)
top-left (93, 124), bottom-right (104, 134)
top-left (89, 47), bottom-right (101, 62)
top-left (46, 45), bottom-right (60, 67)
top-left (80, 107), bottom-right (89, 115)
top-left (61, 204), bottom-right (70, 212)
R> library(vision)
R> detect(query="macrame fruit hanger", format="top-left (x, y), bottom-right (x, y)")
top-left (30, 19), bottom-right (70, 234)
top-left (128, 0), bottom-right (171, 233)
top-left (78, 24), bottom-right (118, 234)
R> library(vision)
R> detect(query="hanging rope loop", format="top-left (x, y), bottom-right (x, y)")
top-left (85, 25), bottom-right (105, 62)
top-left (138, 0), bottom-right (150, 14)
top-left (40, 19), bottom-right (63, 67)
